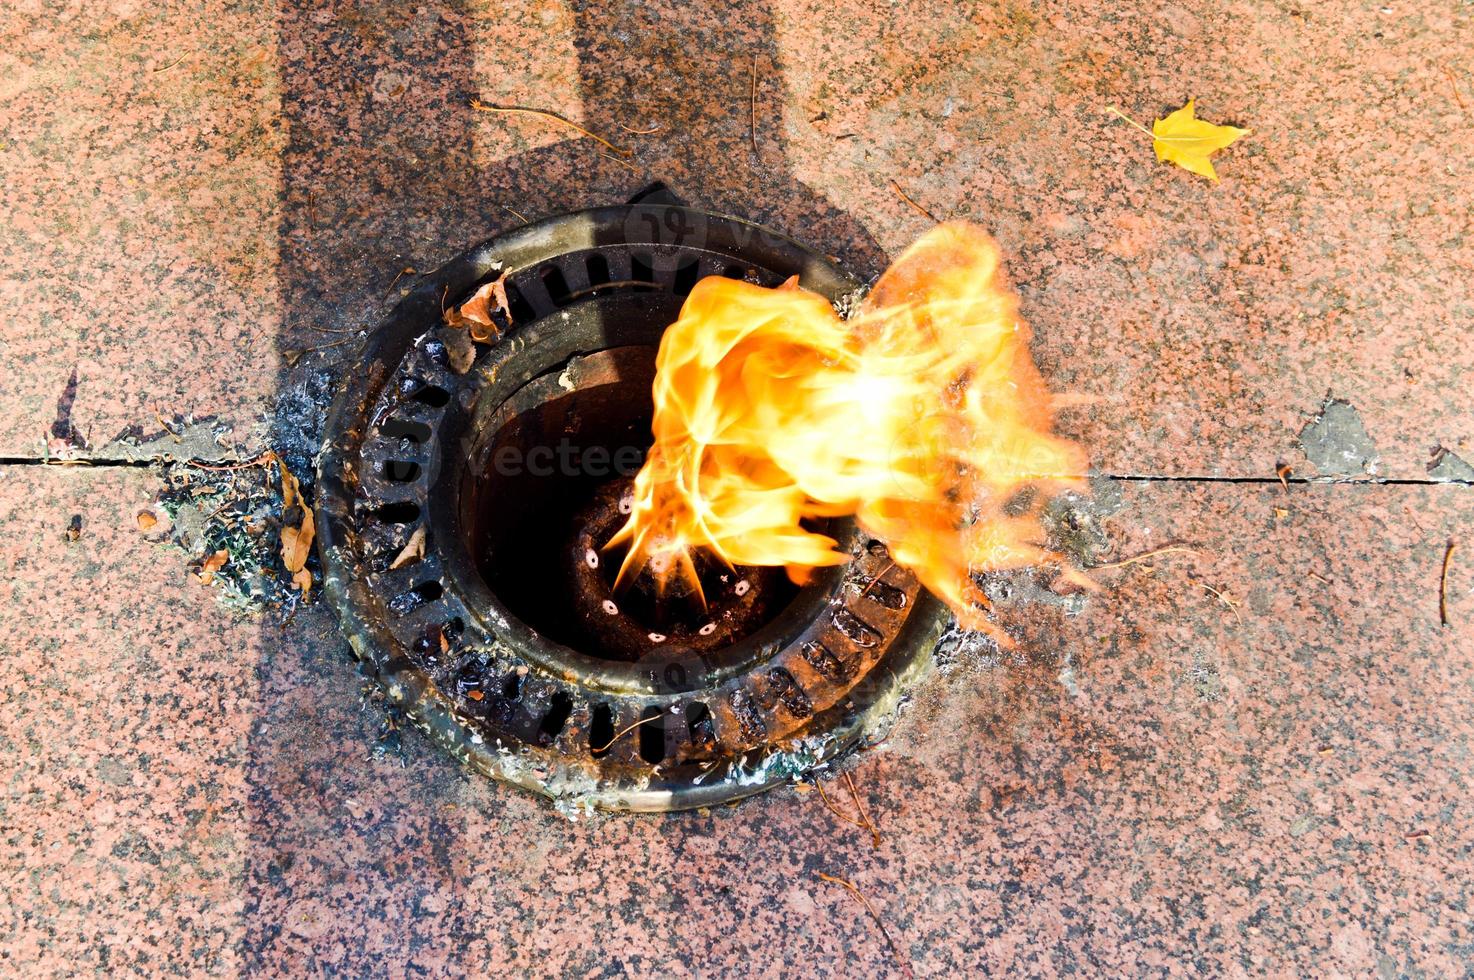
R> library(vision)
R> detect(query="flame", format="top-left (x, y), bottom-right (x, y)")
top-left (606, 221), bottom-right (1088, 637)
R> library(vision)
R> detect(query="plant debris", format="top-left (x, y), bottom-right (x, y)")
top-left (196, 549), bottom-right (228, 584)
top-left (811, 771), bottom-right (881, 848)
top-left (468, 99), bottom-right (631, 157)
top-left (136, 510), bottom-right (158, 531)
top-left (1199, 581), bottom-right (1244, 624)
top-left (1446, 66), bottom-right (1467, 112)
top-left (277, 458), bottom-right (315, 596)
top-left (815, 779), bottom-right (865, 829)
top-left (381, 266), bottom-right (415, 304)
top-left (388, 526), bottom-right (426, 570)
top-left (1440, 539), bottom-right (1457, 627)
top-left (1108, 101), bottom-right (1250, 182)
top-left (1088, 543), bottom-right (1199, 571)
top-left (845, 771), bottom-right (882, 848)
top-left (154, 471), bottom-right (275, 607)
top-left (889, 179), bottom-right (939, 223)
top-left (444, 272), bottom-right (513, 344)
top-left (750, 54), bottom-right (760, 156)
top-left (591, 714), bottom-right (662, 755)
top-left (816, 872), bottom-right (912, 978)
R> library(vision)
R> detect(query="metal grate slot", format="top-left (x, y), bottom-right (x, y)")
top-left (590, 703), bottom-right (615, 758)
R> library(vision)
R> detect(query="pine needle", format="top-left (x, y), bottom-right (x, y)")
top-left (889, 180), bottom-right (939, 223)
top-left (815, 780), bottom-right (866, 830)
top-left (592, 714), bottom-right (661, 754)
top-left (468, 99), bottom-right (631, 157)
top-left (816, 873), bottom-right (912, 978)
top-left (1089, 544), bottom-right (1199, 570)
top-left (844, 771), bottom-right (882, 849)
top-left (750, 55), bottom-right (760, 156)
top-left (1441, 539), bottom-right (1457, 627)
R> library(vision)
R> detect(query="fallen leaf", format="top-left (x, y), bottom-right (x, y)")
top-left (277, 459), bottom-right (315, 594)
top-left (136, 510), bottom-right (158, 531)
top-left (197, 549), bottom-right (228, 584)
top-left (1109, 101), bottom-right (1250, 182)
top-left (1150, 100), bottom-right (1250, 181)
top-left (389, 526), bottom-right (426, 570)
top-left (444, 272), bottom-right (512, 343)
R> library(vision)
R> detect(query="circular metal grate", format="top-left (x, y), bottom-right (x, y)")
top-left (316, 199), bottom-right (947, 812)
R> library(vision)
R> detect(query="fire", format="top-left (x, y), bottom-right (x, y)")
top-left (606, 221), bottom-right (1087, 637)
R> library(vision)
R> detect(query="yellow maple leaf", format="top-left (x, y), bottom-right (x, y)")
top-left (1110, 100), bottom-right (1251, 182)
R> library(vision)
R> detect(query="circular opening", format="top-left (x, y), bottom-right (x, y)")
top-left (463, 346), bottom-right (814, 664)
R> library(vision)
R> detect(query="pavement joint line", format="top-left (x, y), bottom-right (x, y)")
top-left (1101, 472), bottom-right (1474, 488)
top-left (0, 456), bottom-right (184, 468)
top-left (0, 457), bottom-right (1469, 488)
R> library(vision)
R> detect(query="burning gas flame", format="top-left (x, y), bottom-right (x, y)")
top-left (606, 221), bottom-right (1088, 637)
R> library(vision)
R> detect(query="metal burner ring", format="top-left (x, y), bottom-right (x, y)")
top-left (316, 199), bottom-right (946, 811)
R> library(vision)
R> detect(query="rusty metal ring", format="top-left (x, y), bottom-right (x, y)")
top-left (316, 202), bottom-right (947, 812)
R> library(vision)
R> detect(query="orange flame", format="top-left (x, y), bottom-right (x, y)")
top-left (607, 221), bottom-right (1088, 636)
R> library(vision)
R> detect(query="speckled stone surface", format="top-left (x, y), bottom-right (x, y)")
top-left (3, 0), bottom-right (1473, 973)
top-left (2, 0), bottom-right (1471, 476)
top-left (2, 468), bottom-right (1470, 975)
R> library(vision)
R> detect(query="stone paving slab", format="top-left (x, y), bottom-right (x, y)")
top-left (3, 1), bottom-right (1471, 478)
top-left (2, 465), bottom-right (1469, 975)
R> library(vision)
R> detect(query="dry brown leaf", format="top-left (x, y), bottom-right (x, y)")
top-left (136, 510), bottom-right (158, 531)
top-left (281, 523), bottom-right (312, 569)
top-left (389, 526), bottom-right (426, 570)
top-left (444, 272), bottom-right (512, 343)
top-left (277, 459), bottom-right (315, 593)
top-left (197, 549), bottom-right (228, 585)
